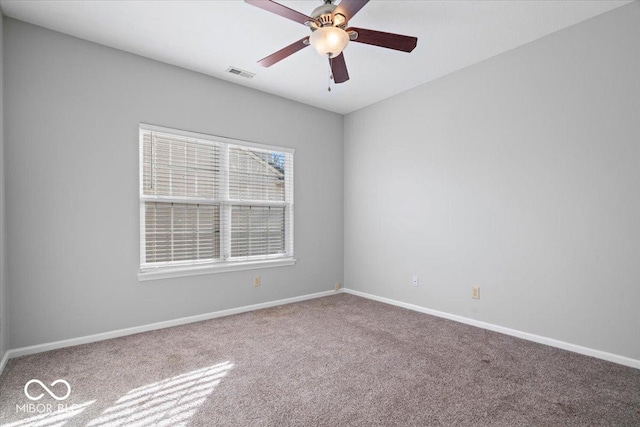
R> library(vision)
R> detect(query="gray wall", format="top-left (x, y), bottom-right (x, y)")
top-left (344, 3), bottom-right (640, 361)
top-left (4, 18), bottom-right (344, 349)
top-left (0, 11), bottom-right (6, 360)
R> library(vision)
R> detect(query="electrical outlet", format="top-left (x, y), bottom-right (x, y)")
top-left (411, 276), bottom-right (419, 287)
top-left (472, 286), bottom-right (480, 299)
top-left (253, 276), bottom-right (261, 287)
top-left (334, 283), bottom-right (340, 290)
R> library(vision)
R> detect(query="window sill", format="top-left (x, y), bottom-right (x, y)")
top-left (138, 257), bottom-right (297, 281)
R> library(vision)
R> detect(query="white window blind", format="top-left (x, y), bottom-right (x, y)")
top-left (231, 205), bottom-right (285, 257)
top-left (144, 202), bottom-right (220, 263)
top-left (139, 125), bottom-right (294, 278)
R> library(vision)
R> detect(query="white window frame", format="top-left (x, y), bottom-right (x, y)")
top-left (138, 124), bottom-right (295, 281)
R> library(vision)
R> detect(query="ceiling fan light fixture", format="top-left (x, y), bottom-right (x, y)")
top-left (309, 26), bottom-right (349, 58)
top-left (333, 13), bottom-right (346, 27)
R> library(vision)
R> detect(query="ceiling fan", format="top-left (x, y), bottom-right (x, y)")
top-left (245, 0), bottom-right (418, 85)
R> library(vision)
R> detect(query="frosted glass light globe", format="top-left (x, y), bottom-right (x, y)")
top-left (309, 26), bottom-right (349, 58)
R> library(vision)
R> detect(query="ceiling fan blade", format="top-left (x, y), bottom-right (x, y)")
top-left (347, 27), bottom-right (417, 52)
top-left (330, 53), bottom-right (349, 84)
top-left (258, 37), bottom-right (310, 67)
top-left (334, 0), bottom-right (369, 22)
top-left (245, 0), bottom-right (313, 25)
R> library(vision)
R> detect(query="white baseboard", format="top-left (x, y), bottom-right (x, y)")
top-left (343, 288), bottom-right (640, 370)
top-left (4, 289), bottom-right (342, 363)
top-left (0, 350), bottom-right (9, 376)
top-left (3, 288), bottom-right (636, 374)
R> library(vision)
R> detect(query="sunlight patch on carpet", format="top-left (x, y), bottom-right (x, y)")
top-left (86, 361), bottom-right (233, 427)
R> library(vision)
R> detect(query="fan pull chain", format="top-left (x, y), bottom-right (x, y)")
top-left (328, 54), bottom-right (333, 92)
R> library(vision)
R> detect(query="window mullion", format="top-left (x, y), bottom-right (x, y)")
top-left (195, 143), bottom-right (199, 198)
top-left (169, 136), bottom-right (173, 196)
top-left (170, 203), bottom-right (175, 262)
top-left (140, 195), bottom-right (222, 205)
top-left (151, 133), bottom-right (156, 192)
top-left (284, 152), bottom-right (294, 256)
top-left (220, 143), bottom-right (231, 260)
top-left (267, 206), bottom-right (271, 255)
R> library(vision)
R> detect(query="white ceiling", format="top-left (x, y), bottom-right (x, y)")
top-left (0, 0), bottom-right (632, 114)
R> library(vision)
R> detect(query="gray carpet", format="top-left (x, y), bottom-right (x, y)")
top-left (0, 293), bottom-right (639, 426)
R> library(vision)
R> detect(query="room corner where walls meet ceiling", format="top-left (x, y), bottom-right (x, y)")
top-left (0, 0), bottom-right (633, 114)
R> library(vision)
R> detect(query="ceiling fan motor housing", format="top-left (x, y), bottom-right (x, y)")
top-left (309, 1), bottom-right (346, 29)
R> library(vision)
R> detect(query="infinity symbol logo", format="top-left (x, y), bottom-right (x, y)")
top-left (24, 379), bottom-right (71, 401)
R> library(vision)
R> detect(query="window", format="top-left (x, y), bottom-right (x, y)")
top-left (139, 124), bottom-right (294, 280)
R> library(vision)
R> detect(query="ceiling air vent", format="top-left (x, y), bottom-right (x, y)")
top-left (226, 67), bottom-right (255, 79)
